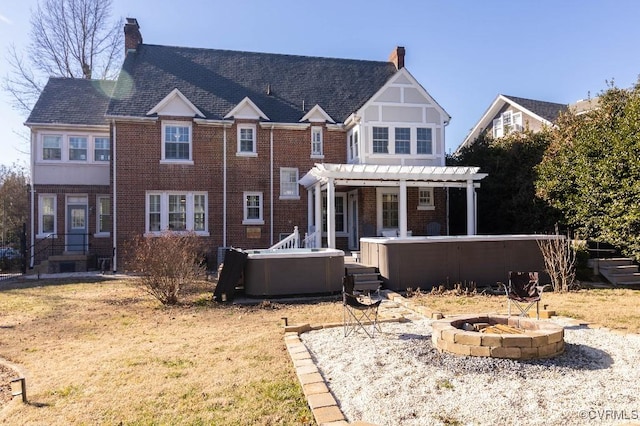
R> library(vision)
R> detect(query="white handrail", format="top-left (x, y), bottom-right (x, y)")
top-left (302, 231), bottom-right (320, 248)
top-left (268, 226), bottom-right (299, 250)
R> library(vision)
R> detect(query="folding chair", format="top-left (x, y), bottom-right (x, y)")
top-left (343, 274), bottom-right (382, 338)
top-left (504, 271), bottom-right (541, 319)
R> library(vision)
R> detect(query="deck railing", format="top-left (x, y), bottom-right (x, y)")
top-left (302, 230), bottom-right (320, 248)
top-left (268, 226), bottom-right (299, 250)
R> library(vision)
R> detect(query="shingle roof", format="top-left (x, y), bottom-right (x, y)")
top-left (503, 95), bottom-right (568, 123)
top-left (107, 44), bottom-right (398, 123)
top-left (26, 78), bottom-right (115, 126)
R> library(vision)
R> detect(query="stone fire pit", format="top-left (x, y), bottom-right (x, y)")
top-left (431, 314), bottom-right (564, 360)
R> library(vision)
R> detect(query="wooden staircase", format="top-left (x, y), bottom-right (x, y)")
top-left (593, 258), bottom-right (640, 288)
top-left (344, 261), bottom-right (383, 293)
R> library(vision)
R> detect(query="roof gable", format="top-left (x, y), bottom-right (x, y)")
top-left (107, 44), bottom-right (398, 123)
top-left (224, 97), bottom-right (269, 120)
top-left (300, 104), bottom-right (335, 123)
top-left (147, 88), bottom-right (204, 117)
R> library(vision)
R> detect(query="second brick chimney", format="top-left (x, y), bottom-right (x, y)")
top-left (388, 46), bottom-right (405, 70)
top-left (124, 18), bottom-right (143, 55)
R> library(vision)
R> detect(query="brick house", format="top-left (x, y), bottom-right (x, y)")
top-left (26, 18), bottom-right (485, 272)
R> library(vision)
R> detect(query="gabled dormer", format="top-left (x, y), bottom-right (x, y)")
top-left (147, 88), bottom-right (204, 118)
top-left (224, 97), bottom-right (269, 121)
top-left (300, 104), bottom-right (335, 124)
top-left (225, 97), bottom-right (269, 157)
top-left (350, 67), bottom-right (450, 166)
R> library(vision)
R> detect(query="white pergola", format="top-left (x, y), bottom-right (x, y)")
top-left (298, 163), bottom-right (488, 248)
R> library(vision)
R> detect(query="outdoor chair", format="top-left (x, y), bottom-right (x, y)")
top-left (503, 271), bottom-right (541, 319)
top-left (343, 274), bottom-right (382, 338)
top-left (426, 221), bottom-right (441, 236)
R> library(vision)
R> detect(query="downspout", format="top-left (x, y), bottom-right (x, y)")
top-left (223, 126), bottom-right (227, 247)
top-left (112, 122), bottom-right (117, 272)
top-left (29, 132), bottom-right (35, 268)
top-left (270, 125), bottom-right (274, 246)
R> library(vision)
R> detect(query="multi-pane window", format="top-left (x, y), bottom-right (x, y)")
top-left (40, 195), bottom-right (56, 234)
top-left (395, 128), bottom-right (410, 154)
top-left (322, 194), bottom-right (347, 233)
top-left (97, 196), bottom-right (111, 234)
top-left (280, 168), bottom-right (299, 198)
top-left (418, 188), bottom-right (434, 208)
top-left (238, 126), bottom-right (256, 154)
top-left (69, 137), bottom-right (88, 161)
top-left (372, 127), bottom-right (389, 153)
top-left (243, 192), bottom-right (263, 224)
top-left (95, 137), bottom-right (110, 161)
top-left (311, 127), bottom-right (323, 156)
top-left (147, 192), bottom-right (208, 234)
top-left (164, 124), bottom-right (191, 160)
top-left (43, 135), bottom-right (62, 160)
top-left (493, 111), bottom-right (523, 138)
top-left (168, 194), bottom-right (187, 231)
top-left (417, 128), bottom-right (433, 154)
top-left (382, 193), bottom-right (399, 228)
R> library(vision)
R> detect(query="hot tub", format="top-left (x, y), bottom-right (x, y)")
top-left (243, 248), bottom-right (345, 297)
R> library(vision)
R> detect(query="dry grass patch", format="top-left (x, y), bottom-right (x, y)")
top-left (0, 278), bottom-right (342, 425)
top-left (412, 287), bottom-right (640, 333)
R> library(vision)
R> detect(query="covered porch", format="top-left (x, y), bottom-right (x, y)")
top-left (299, 164), bottom-right (488, 249)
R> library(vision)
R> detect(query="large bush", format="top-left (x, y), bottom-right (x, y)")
top-left (125, 231), bottom-right (206, 305)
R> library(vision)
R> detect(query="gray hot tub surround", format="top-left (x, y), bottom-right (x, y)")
top-left (243, 248), bottom-right (345, 297)
top-left (359, 234), bottom-right (562, 291)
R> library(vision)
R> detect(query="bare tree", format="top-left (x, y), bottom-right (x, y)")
top-left (537, 226), bottom-right (577, 292)
top-left (0, 164), bottom-right (30, 246)
top-left (3, 0), bottom-right (122, 114)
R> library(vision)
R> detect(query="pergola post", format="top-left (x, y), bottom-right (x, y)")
top-left (399, 179), bottom-right (408, 237)
top-left (327, 177), bottom-right (336, 248)
top-left (314, 182), bottom-right (322, 248)
top-left (466, 179), bottom-right (476, 235)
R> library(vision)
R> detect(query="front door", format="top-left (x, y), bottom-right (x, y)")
top-left (67, 203), bottom-right (88, 252)
top-left (348, 190), bottom-right (359, 250)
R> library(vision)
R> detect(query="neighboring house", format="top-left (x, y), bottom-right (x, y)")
top-left (456, 94), bottom-right (568, 154)
top-left (26, 18), bottom-right (486, 272)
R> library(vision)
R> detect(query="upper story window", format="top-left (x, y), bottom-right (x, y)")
top-left (395, 128), bottom-right (410, 154)
top-left (417, 128), bottom-right (433, 155)
top-left (280, 168), bottom-right (299, 199)
top-left (348, 129), bottom-right (360, 162)
top-left (493, 111), bottom-right (523, 138)
top-left (163, 122), bottom-right (191, 162)
top-left (372, 127), bottom-right (389, 153)
top-left (311, 126), bottom-right (323, 157)
top-left (243, 191), bottom-right (264, 224)
top-left (237, 124), bottom-right (257, 156)
top-left (69, 136), bottom-right (88, 161)
top-left (42, 135), bottom-right (62, 160)
top-left (146, 192), bottom-right (208, 235)
top-left (94, 137), bottom-right (110, 161)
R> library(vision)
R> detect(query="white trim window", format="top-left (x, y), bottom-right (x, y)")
top-left (96, 195), bottom-right (111, 235)
top-left (417, 128), bottom-right (433, 155)
top-left (372, 127), bottom-right (389, 153)
top-left (243, 192), bottom-right (264, 224)
top-left (382, 192), bottom-right (399, 229)
top-left (394, 127), bottom-right (410, 154)
top-left (493, 111), bottom-right (523, 138)
top-left (38, 194), bottom-right (56, 237)
top-left (311, 126), bottom-right (323, 157)
top-left (237, 124), bottom-right (257, 156)
top-left (145, 192), bottom-right (208, 235)
top-left (94, 137), bottom-right (110, 162)
top-left (69, 136), bottom-right (88, 161)
top-left (42, 135), bottom-right (62, 161)
top-left (280, 168), bottom-right (299, 199)
top-left (162, 121), bottom-right (192, 162)
top-left (417, 187), bottom-right (435, 210)
top-left (322, 193), bottom-right (347, 234)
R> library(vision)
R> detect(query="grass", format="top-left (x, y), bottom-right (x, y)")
top-left (0, 277), bottom-right (638, 424)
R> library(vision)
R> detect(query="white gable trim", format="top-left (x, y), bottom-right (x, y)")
top-left (456, 94), bottom-right (554, 154)
top-left (147, 88), bottom-right (205, 118)
top-left (224, 97), bottom-right (270, 121)
top-left (300, 104), bottom-right (335, 123)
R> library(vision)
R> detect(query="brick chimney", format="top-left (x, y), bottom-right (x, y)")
top-left (124, 18), bottom-right (142, 55)
top-left (388, 46), bottom-right (405, 70)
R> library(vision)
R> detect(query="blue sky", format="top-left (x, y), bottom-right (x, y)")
top-left (1, 0), bottom-right (640, 169)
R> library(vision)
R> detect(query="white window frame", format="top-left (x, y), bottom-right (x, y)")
top-left (243, 191), bottom-right (264, 225)
top-left (145, 192), bottom-right (209, 235)
top-left (38, 194), bottom-right (57, 238)
top-left (322, 193), bottom-right (348, 236)
top-left (512, 112), bottom-right (523, 131)
top-left (372, 126), bottom-right (389, 154)
top-left (94, 137), bottom-right (110, 162)
top-left (394, 127), bottom-right (411, 155)
top-left (417, 187), bottom-right (435, 210)
top-left (95, 195), bottom-right (111, 236)
top-left (416, 127), bottom-right (434, 155)
top-left (161, 121), bottom-right (193, 164)
top-left (279, 168), bottom-right (300, 200)
top-left (68, 136), bottom-right (88, 161)
top-left (311, 126), bottom-right (323, 158)
top-left (42, 135), bottom-right (62, 161)
top-left (376, 187), bottom-right (399, 233)
top-left (493, 111), bottom-right (524, 138)
top-left (237, 124), bottom-right (257, 157)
